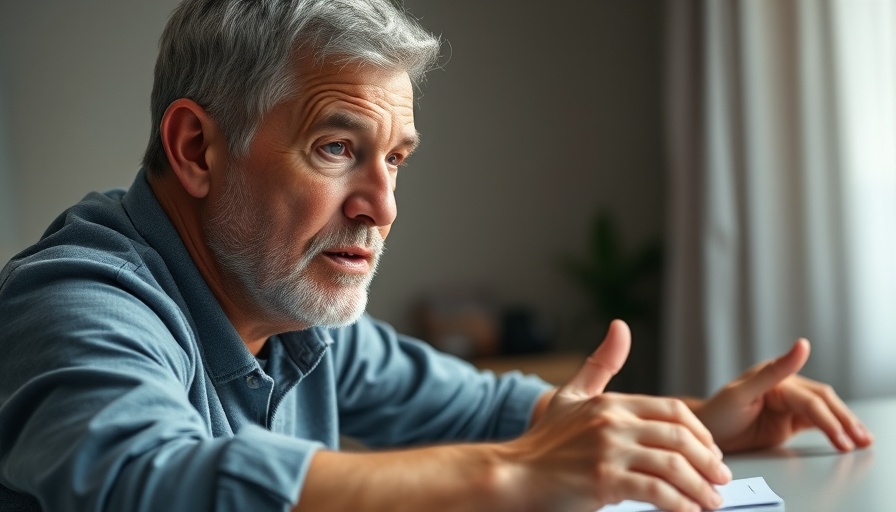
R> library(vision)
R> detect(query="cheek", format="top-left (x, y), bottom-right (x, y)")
top-left (268, 181), bottom-right (348, 238)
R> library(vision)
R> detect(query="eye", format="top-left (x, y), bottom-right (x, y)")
top-left (387, 153), bottom-right (404, 167)
top-left (322, 141), bottom-right (347, 156)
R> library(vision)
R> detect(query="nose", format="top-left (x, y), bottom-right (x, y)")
top-left (342, 158), bottom-right (398, 228)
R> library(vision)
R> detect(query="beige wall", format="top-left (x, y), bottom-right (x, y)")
top-left (0, 1), bottom-right (666, 354)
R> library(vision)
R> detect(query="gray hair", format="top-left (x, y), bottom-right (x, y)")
top-left (141, 0), bottom-right (441, 176)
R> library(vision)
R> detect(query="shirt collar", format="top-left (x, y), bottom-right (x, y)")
top-left (120, 168), bottom-right (329, 384)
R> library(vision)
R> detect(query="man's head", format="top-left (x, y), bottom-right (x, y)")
top-left (142, 0), bottom-right (440, 177)
top-left (145, 0), bottom-right (440, 335)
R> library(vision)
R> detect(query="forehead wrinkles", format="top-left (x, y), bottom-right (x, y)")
top-left (297, 80), bottom-right (414, 141)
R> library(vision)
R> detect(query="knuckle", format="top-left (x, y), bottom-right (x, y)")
top-left (665, 452), bottom-right (686, 473)
top-left (643, 478), bottom-right (666, 500)
top-left (591, 419), bottom-right (622, 449)
top-left (818, 383), bottom-right (837, 400)
top-left (668, 423), bottom-right (688, 445)
top-left (807, 395), bottom-right (827, 414)
top-left (667, 398), bottom-right (688, 417)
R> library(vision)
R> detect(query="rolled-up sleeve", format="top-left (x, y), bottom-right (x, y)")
top-left (331, 316), bottom-right (552, 448)
top-left (0, 259), bottom-right (317, 511)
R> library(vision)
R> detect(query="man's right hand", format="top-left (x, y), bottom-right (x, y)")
top-left (502, 320), bottom-right (731, 512)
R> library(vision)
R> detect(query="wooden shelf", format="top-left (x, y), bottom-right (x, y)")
top-left (471, 352), bottom-right (586, 386)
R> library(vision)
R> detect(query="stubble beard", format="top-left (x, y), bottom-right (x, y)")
top-left (204, 164), bottom-right (384, 329)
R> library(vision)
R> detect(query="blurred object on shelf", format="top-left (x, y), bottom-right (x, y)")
top-left (416, 286), bottom-right (500, 359)
top-left (471, 352), bottom-right (585, 386)
top-left (500, 306), bottom-right (553, 355)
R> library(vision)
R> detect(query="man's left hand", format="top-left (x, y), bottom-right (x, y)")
top-left (692, 338), bottom-right (874, 453)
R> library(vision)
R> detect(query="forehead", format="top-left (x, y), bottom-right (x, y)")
top-left (290, 58), bottom-right (416, 134)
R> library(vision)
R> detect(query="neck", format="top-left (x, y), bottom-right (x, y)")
top-left (147, 171), bottom-right (279, 355)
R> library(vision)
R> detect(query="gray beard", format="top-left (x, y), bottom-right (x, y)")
top-left (204, 165), bottom-right (384, 328)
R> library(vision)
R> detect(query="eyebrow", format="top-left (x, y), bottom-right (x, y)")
top-left (311, 112), bottom-right (420, 154)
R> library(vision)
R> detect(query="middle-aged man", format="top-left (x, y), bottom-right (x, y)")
top-left (0, 1), bottom-right (873, 511)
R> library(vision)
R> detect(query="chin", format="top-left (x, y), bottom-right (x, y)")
top-left (291, 283), bottom-right (370, 329)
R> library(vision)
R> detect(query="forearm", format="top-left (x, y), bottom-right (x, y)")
top-left (297, 443), bottom-right (521, 512)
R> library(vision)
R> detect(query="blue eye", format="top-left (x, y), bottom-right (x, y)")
top-left (322, 142), bottom-right (346, 156)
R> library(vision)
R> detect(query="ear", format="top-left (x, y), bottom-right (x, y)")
top-left (159, 99), bottom-right (226, 199)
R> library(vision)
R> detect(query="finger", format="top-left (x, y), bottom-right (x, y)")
top-left (736, 338), bottom-right (810, 401)
top-left (637, 420), bottom-right (731, 485)
top-left (800, 378), bottom-right (874, 447)
top-left (782, 378), bottom-right (872, 451)
top-left (618, 396), bottom-right (719, 454)
top-left (628, 447), bottom-right (724, 511)
top-left (604, 467), bottom-right (712, 512)
top-left (564, 319), bottom-right (631, 396)
top-left (779, 382), bottom-right (855, 451)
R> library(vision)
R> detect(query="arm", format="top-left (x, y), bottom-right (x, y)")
top-left (299, 444), bottom-right (511, 512)
top-left (0, 261), bottom-right (318, 511)
top-left (295, 321), bottom-right (731, 512)
top-left (331, 317), bottom-right (551, 447)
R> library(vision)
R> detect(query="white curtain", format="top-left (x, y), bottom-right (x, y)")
top-left (664, 0), bottom-right (896, 399)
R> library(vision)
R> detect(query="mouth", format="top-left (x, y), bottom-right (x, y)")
top-left (321, 247), bottom-right (374, 273)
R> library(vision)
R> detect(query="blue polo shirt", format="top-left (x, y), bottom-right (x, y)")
top-left (0, 169), bottom-right (550, 511)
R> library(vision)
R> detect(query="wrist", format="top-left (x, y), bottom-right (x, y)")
top-left (490, 435), bottom-right (557, 512)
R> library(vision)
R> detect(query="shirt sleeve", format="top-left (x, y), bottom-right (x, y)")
top-left (330, 315), bottom-right (553, 448)
top-left (0, 255), bottom-right (317, 512)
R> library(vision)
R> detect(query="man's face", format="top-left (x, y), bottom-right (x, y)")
top-left (204, 60), bottom-right (417, 329)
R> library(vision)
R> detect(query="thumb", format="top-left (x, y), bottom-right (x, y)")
top-left (737, 338), bottom-right (811, 399)
top-left (564, 319), bottom-right (631, 397)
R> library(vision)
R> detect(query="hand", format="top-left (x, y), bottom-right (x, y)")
top-left (694, 338), bottom-right (874, 453)
top-left (507, 320), bottom-right (731, 512)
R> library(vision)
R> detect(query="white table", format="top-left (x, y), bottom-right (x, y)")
top-left (725, 397), bottom-right (895, 512)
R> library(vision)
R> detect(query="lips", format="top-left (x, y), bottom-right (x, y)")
top-left (321, 246), bottom-right (374, 273)
top-left (324, 246), bottom-right (372, 259)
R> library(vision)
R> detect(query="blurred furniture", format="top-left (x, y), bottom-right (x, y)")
top-left (471, 352), bottom-right (584, 386)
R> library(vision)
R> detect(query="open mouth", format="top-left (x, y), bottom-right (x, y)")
top-left (330, 251), bottom-right (364, 259)
top-left (324, 250), bottom-right (369, 262)
top-left (322, 249), bottom-right (372, 273)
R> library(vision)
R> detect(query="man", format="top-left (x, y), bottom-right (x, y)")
top-left (0, 1), bottom-right (872, 511)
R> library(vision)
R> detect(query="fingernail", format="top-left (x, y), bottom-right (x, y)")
top-left (719, 462), bottom-right (732, 481)
top-left (854, 423), bottom-right (870, 441)
top-left (712, 444), bottom-right (723, 459)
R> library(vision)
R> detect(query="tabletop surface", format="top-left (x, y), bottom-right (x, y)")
top-left (724, 396), bottom-right (894, 512)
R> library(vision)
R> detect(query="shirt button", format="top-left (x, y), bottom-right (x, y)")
top-left (246, 374), bottom-right (261, 389)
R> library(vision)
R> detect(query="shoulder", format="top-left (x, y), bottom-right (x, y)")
top-left (0, 191), bottom-right (195, 384)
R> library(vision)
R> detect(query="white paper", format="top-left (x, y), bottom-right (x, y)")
top-left (597, 476), bottom-right (783, 512)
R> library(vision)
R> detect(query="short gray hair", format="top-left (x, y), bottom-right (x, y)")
top-left (141, 0), bottom-right (441, 176)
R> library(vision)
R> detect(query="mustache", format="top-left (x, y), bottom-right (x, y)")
top-left (299, 221), bottom-right (385, 267)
